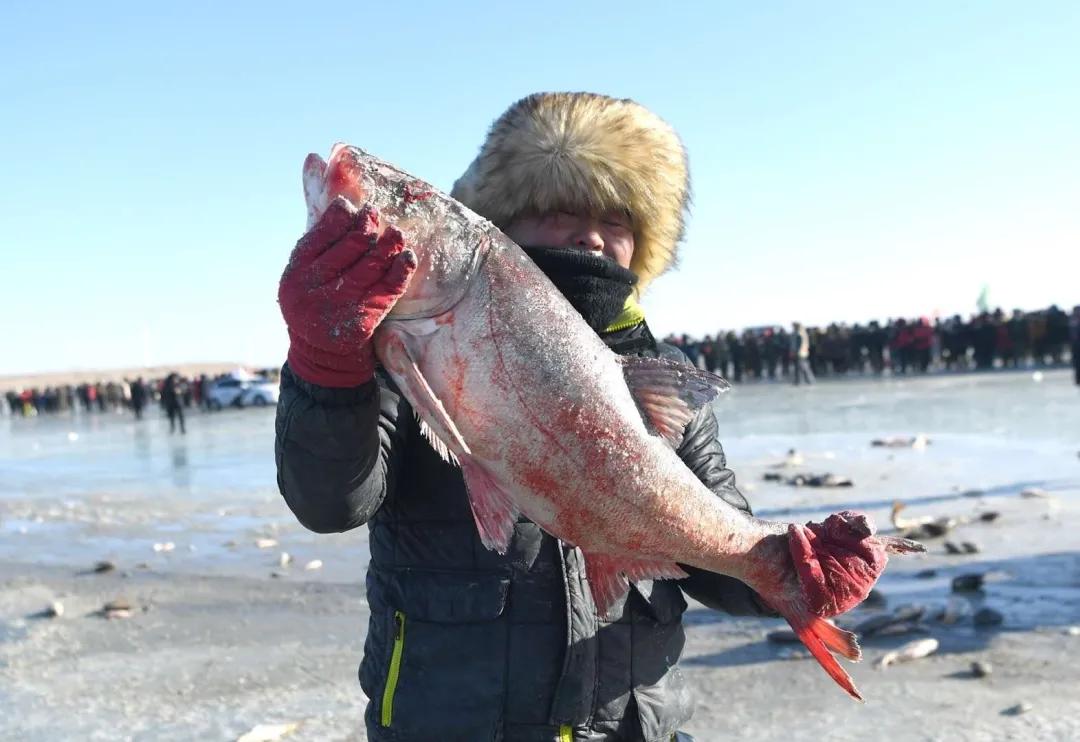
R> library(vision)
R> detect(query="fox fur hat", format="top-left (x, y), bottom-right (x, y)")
top-left (451, 92), bottom-right (690, 291)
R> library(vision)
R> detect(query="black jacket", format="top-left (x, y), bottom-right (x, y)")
top-left (276, 320), bottom-right (768, 742)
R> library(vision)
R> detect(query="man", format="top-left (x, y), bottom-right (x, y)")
top-left (161, 373), bottom-right (185, 434)
top-left (130, 376), bottom-right (147, 420)
top-left (276, 92), bottom-right (771, 741)
top-left (791, 322), bottom-right (815, 385)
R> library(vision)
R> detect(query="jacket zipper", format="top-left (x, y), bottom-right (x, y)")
top-left (380, 611), bottom-right (406, 727)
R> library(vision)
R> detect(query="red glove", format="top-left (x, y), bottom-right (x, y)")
top-left (278, 197), bottom-right (417, 387)
top-left (787, 511), bottom-right (919, 617)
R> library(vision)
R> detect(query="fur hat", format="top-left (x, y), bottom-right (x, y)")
top-left (451, 92), bottom-right (690, 291)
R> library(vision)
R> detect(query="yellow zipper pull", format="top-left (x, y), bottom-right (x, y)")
top-left (381, 611), bottom-right (407, 727)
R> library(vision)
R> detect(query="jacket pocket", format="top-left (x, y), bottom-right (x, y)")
top-left (370, 569), bottom-right (511, 741)
top-left (393, 568), bottom-right (510, 623)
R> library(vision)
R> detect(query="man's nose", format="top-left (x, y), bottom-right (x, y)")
top-left (573, 226), bottom-right (605, 251)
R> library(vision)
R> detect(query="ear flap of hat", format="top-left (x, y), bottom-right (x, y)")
top-left (451, 92), bottom-right (691, 291)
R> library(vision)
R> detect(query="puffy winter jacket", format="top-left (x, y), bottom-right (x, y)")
top-left (275, 320), bottom-right (769, 742)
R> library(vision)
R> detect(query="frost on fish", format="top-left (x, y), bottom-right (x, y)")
top-left (300, 144), bottom-right (925, 702)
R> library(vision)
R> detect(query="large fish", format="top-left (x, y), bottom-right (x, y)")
top-left (299, 144), bottom-right (924, 701)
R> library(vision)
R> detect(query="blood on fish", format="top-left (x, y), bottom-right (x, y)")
top-left (324, 147), bottom-right (367, 205)
top-left (520, 463), bottom-right (560, 500)
top-left (444, 350), bottom-right (467, 411)
top-left (403, 184), bottom-right (436, 203)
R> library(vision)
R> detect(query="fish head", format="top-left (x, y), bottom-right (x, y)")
top-left (304, 144), bottom-right (495, 319)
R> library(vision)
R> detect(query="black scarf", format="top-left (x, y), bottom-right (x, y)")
top-left (521, 246), bottom-right (638, 332)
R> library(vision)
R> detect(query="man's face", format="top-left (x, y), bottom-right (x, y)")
top-left (505, 210), bottom-right (635, 269)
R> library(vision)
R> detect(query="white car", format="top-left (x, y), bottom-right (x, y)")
top-left (238, 379), bottom-right (279, 407)
top-left (204, 378), bottom-right (276, 412)
top-left (205, 378), bottom-right (249, 410)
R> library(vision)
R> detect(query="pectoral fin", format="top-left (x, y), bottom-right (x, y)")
top-left (377, 329), bottom-right (471, 463)
top-left (621, 356), bottom-right (730, 446)
top-left (377, 328), bottom-right (519, 554)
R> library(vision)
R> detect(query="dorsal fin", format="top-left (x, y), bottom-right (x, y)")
top-left (621, 356), bottom-right (729, 446)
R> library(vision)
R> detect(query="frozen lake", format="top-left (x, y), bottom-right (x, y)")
top-left (1, 369), bottom-right (1078, 591)
top-left (1, 369), bottom-right (1078, 740)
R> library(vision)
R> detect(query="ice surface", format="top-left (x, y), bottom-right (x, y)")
top-left (1, 370), bottom-right (1078, 739)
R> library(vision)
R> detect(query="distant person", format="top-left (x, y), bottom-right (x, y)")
top-left (850, 323), bottom-right (868, 374)
top-left (791, 322), bottom-right (815, 385)
top-left (197, 374), bottom-right (210, 409)
top-left (973, 313), bottom-right (997, 370)
top-left (698, 335), bottom-right (714, 371)
top-left (726, 330), bottom-right (743, 382)
top-left (130, 377), bottom-right (147, 420)
top-left (709, 331), bottom-right (730, 377)
top-left (891, 319), bottom-right (912, 374)
top-left (911, 318), bottom-right (934, 373)
top-left (775, 326), bottom-right (791, 378)
top-left (161, 373), bottom-right (186, 434)
top-left (680, 333), bottom-right (700, 367)
top-left (1008, 309), bottom-right (1030, 367)
top-left (1045, 304), bottom-right (1070, 364)
top-left (866, 321), bottom-right (886, 373)
top-left (743, 330), bottom-right (762, 379)
top-left (762, 328), bottom-right (780, 379)
top-left (1071, 305), bottom-right (1080, 386)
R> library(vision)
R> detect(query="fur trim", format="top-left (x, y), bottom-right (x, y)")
top-left (451, 92), bottom-right (690, 291)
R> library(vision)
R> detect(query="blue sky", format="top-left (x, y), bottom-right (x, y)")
top-left (2, 1), bottom-right (1077, 374)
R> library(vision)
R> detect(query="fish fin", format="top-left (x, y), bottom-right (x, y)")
top-left (376, 330), bottom-right (471, 462)
top-left (302, 153), bottom-right (328, 229)
top-left (782, 604), bottom-right (864, 702)
top-left (620, 356), bottom-right (730, 446)
top-left (417, 418), bottom-right (460, 466)
top-left (583, 552), bottom-right (689, 617)
top-left (460, 457), bottom-right (519, 554)
top-left (376, 329), bottom-right (517, 553)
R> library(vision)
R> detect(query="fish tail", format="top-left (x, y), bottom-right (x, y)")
top-left (782, 605), bottom-right (864, 702)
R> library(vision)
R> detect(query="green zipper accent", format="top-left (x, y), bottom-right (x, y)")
top-left (602, 295), bottom-right (647, 334)
top-left (559, 724), bottom-right (573, 742)
top-left (380, 611), bottom-right (406, 727)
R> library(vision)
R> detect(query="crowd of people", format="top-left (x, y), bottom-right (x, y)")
top-left (2, 370), bottom-right (279, 429)
top-left (665, 304), bottom-right (1080, 384)
top-left (6, 375), bottom-right (196, 419)
top-left (4, 306), bottom-right (1078, 420)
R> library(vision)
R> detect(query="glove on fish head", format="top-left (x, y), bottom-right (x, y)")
top-left (788, 510), bottom-right (924, 617)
